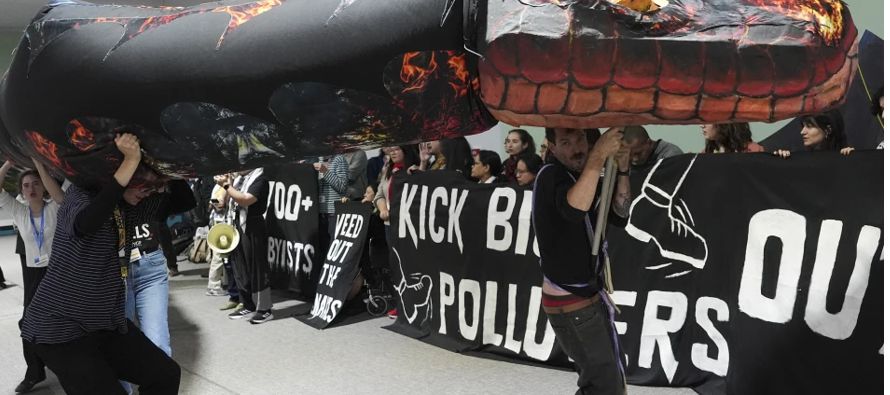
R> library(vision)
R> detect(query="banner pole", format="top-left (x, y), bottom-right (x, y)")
top-left (592, 157), bottom-right (617, 254)
top-left (592, 157), bottom-right (617, 293)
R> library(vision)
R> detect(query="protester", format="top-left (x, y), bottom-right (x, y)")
top-left (372, 145), bottom-right (418, 318)
top-left (515, 152), bottom-right (543, 188)
top-left (417, 140), bottom-right (445, 171)
top-left (0, 159), bottom-right (64, 393)
top-left (20, 133), bottom-right (180, 394)
top-left (216, 168), bottom-right (275, 324)
top-left (701, 122), bottom-right (765, 153)
top-left (344, 150), bottom-right (368, 201)
top-left (316, 155), bottom-right (349, 241)
top-left (206, 181), bottom-right (231, 297)
top-left (472, 150), bottom-right (503, 184)
top-left (122, 178), bottom-right (196, 358)
top-left (366, 148), bottom-right (389, 185)
top-left (622, 125), bottom-right (683, 174)
top-left (502, 128), bottom-right (536, 182)
top-left (362, 183), bottom-right (388, 288)
top-left (440, 137), bottom-right (474, 177)
top-left (374, 145), bottom-right (420, 235)
top-left (774, 109), bottom-right (853, 157)
top-left (533, 127), bottom-right (632, 395)
top-left (540, 139), bottom-right (550, 162)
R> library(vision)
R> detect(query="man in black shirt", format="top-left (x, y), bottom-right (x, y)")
top-left (216, 168), bottom-right (274, 324)
top-left (532, 127), bottom-right (632, 395)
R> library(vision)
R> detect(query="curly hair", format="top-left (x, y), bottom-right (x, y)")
top-left (704, 123), bottom-right (755, 153)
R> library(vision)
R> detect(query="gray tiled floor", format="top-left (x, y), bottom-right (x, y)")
top-left (0, 235), bottom-right (695, 394)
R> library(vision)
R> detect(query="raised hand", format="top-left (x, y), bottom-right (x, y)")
top-left (114, 133), bottom-right (142, 162)
top-left (591, 127), bottom-right (624, 163)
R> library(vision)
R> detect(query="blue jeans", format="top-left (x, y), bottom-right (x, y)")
top-left (125, 250), bottom-right (171, 357)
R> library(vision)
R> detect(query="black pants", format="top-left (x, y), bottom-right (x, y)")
top-left (33, 321), bottom-right (181, 395)
top-left (20, 255), bottom-right (47, 381)
top-left (546, 301), bottom-right (625, 395)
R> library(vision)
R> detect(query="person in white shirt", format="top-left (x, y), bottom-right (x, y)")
top-left (206, 181), bottom-right (231, 298)
top-left (0, 158), bottom-right (65, 393)
top-left (471, 150), bottom-right (503, 184)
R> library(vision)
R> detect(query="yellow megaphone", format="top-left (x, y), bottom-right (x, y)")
top-left (207, 223), bottom-right (240, 257)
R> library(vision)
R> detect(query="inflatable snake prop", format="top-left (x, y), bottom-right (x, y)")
top-left (0, 0), bottom-right (856, 185)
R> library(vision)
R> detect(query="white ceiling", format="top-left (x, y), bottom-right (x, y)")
top-left (0, 0), bottom-right (208, 32)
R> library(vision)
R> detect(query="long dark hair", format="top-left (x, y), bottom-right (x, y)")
top-left (517, 152), bottom-right (543, 175)
top-left (384, 144), bottom-right (420, 179)
top-left (441, 137), bottom-right (473, 176)
top-left (802, 109), bottom-right (847, 151)
top-left (477, 150), bottom-right (503, 178)
top-left (704, 123), bottom-right (754, 153)
top-left (507, 128), bottom-right (536, 157)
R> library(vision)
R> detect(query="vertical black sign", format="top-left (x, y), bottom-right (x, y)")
top-left (264, 164), bottom-right (320, 296)
top-left (304, 201), bottom-right (372, 329)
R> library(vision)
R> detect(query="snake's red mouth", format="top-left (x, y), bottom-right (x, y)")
top-left (478, 0), bottom-right (857, 128)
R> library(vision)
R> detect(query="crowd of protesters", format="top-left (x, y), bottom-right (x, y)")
top-left (0, 85), bottom-right (881, 393)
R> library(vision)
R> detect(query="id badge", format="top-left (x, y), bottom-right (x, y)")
top-left (33, 254), bottom-right (49, 267)
top-left (129, 248), bottom-right (142, 263)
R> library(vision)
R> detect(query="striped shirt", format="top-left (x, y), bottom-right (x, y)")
top-left (21, 183), bottom-right (127, 344)
top-left (319, 155), bottom-right (348, 214)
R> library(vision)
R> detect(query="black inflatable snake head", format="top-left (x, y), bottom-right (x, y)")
top-left (0, 0), bottom-right (496, 186)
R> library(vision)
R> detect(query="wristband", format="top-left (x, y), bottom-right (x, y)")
top-left (616, 170), bottom-right (630, 177)
top-left (223, 184), bottom-right (230, 190)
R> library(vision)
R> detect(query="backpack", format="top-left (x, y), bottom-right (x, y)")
top-left (189, 237), bottom-right (211, 263)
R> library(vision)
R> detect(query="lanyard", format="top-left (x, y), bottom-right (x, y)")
top-left (113, 206), bottom-right (129, 279)
top-left (29, 205), bottom-right (45, 262)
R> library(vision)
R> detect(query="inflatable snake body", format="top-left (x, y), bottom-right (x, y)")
top-left (0, 0), bottom-right (856, 185)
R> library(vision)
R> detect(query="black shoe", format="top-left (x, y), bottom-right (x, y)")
top-left (228, 307), bottom-right (254, 320)
top-left (15, 377), bottom-right (44, 393)
top-left (249, 310), bottom-right (274, 324)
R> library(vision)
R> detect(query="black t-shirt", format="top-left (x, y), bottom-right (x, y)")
top-left (244, 173), bottom-right (269, 218)
top-left (532, 161), bottom-right (604, 297)
top-left (124, 180), bottom-right (196, 254)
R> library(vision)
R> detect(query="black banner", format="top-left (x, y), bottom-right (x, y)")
top-left (304, 201), bottom-right (371, 329)
top-left (387, 151), bottom-right (883, 394)
top-left (264, 164), bottom-right (321, 296)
